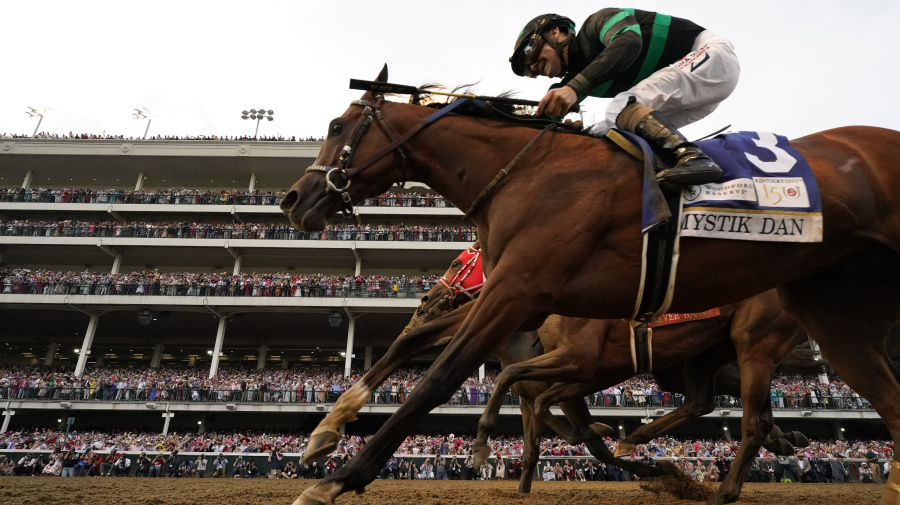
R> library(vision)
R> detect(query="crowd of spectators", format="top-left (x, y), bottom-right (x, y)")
top-left (1, 132), bottom-right (323, 142)
top-left (592, 374), bottom-right (868, 411)
top-left (0, 187), bottom-right (452, 208)
top-left (1, 268), bottom-right (443, 298)
top-left (0, 219), bottom-right (477, 243)
top-left (0, 364), bottom-right (504, 406)
top-left (0, 364), bottom-right (866, 411)
top-left (0, 426), bottom-right (892, 484)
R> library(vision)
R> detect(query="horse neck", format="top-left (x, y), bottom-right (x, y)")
top-left (385, 102), bottom-right (559, 222)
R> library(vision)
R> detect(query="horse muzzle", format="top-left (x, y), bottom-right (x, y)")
top-left (279, 179), bottom-right (341, 232)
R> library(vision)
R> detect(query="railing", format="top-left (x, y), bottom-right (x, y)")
top-left (0, 387), bottom-right (872, 410)
top-left (0, 191), bottom-right (453, 208)
top-left (0, 224), bottom-right (476, 242)
top-left (0, 281), bottom-right (435, 298)
top-left (0, 449), bottom-right (880, 483)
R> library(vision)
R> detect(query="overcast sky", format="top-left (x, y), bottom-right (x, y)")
top-left (2, 1), bottom-right (898, 141)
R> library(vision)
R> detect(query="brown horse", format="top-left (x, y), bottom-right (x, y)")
top-left (281, 67), bottom-right (900, 505)
top-left (304, 248), bottom-right (670, 493)
top-left (470, 289), bottom-right (806, 501)
top-left (308, 246), bottom-right (805, 497)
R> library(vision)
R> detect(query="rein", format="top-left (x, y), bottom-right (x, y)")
top-left (306, 94), bottom-right (562, 222)
top-left (463, 122), bottom-right (557, 221)
top-left (305, 96), bottom-right (472, 218)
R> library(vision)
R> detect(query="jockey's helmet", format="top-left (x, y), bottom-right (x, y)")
top-left (510, 13), bottom-right (576, 78)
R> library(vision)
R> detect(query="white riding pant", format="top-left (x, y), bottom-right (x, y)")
top-left (588, 30), bottom-right (740, 135)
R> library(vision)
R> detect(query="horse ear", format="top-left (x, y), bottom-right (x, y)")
top-left (361, 64), bottom-right (389, 101)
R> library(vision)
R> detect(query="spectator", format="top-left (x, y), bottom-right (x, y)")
top-left (211, 454), bottom-right (228, 478)
top-left (244, 460), bottom-right (260, 478)
top-left (135, 452), bottom-right (151, 477)
top-left (231, 455), bottom-right (245, 478)
top-left (542, 460), bottom-right (555, 481)
top-left (866, 445), bottom-right (882, 482)
top-left (194, 454), bottom-right (208, 478)
top-left (495, 456), bottom-right (506, 481)
top-left (283, 461), bottom-right (299, 479)
top-left (268, 445), bottom-right (284, 478)
top-left (61, 449), bottom-right (78, 477)
top-left (41, 453), bottom-right (63, 476)
top-left (832, 455), bottom-right (849, 483)
top-left (419, 458), bottom-right (434, 479)
top-left (149, 453), bottom-right (166, 477)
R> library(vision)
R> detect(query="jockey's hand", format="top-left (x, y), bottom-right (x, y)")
top-left (562, 119), bottom-right (583, 131)
top-left (537, 86), bottom-right (577, 117)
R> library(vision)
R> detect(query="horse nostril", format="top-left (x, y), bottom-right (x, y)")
top-left (279, 190), bottom-right (299, 213)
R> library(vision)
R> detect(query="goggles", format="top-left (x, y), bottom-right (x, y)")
top-left (519, 36), bottom-right (544, 78)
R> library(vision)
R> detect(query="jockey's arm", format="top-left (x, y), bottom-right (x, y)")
top-left (565, 8), bottom-right (643, 99)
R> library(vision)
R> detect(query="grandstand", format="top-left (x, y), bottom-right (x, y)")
top-left (0, 135), bottom-right (888, 443)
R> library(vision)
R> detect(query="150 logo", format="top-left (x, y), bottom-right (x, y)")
top-left (754, 177), bottom-right (809, 208)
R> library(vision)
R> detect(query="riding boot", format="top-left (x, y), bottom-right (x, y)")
top-left (618, 104), bottom-right (723, 186)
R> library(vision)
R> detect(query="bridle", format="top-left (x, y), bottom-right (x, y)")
top-left (438, 245), bottom-right (485, 309)
top-left (305, 95), bottom-right (473, 218)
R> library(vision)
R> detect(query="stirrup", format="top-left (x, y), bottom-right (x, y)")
top-left (656, 156), bottom-right (722, 186)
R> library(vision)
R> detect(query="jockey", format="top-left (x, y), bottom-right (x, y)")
top-left (509, 9), bottom-right (740, 186)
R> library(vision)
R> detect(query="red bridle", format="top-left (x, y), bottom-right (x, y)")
top-left (439, 245), bottom-right (485, 307)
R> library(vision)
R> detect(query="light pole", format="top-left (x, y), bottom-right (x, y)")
top-left (132, 108), bottom-right (153, 139)
top-left (25, 106), bottom-right (52, 137)
top-left (241, 108), bottom-right (274, 139)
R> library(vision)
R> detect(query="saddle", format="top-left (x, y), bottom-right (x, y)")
top-left (605, 129), bottom-right (683, 374)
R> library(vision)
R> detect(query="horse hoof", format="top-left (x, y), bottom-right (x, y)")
top-left (705, 495), bottom-right (726, 505)
top-left (614, 442), bottom-right (637, 458)
top-left (762, 438), bottom-right (794, 456)
top-left (473, 444), bottom-right (491, 469)
top-left (782, 431), bottom-right (809, 448)
top-left (706, 492), bottom-right (738, 505)
top-left (589, 422), bottom-right (613, 437)
top-left (293, 487), bottom-right (334, 505)
top-left (304, 429), bottom-right (342, 462)
top-left (768, 424), bottom-right (785, 440)
top-left (656, 460), bottom-right (681, 477)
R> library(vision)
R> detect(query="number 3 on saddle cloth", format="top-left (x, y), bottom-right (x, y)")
top-left (606, 129), bottom-right (822, 374)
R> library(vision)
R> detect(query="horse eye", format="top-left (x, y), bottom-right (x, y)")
top-left (330, 123), bottom-right (343, 136)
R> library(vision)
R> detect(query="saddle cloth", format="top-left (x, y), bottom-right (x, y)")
top-left (684, 132), bottom-right (823, 242)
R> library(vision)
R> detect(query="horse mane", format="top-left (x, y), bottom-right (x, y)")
top-left (399, 83), bottom-right (577, 132)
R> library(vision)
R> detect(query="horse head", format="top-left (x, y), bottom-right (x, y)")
top-left (281, 64), bottom-right (412, 231)
top-left (404, 242), bottom-right (483, 333)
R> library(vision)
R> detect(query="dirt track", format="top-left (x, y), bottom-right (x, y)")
top-left (0, 478), bottom-right (884, 505)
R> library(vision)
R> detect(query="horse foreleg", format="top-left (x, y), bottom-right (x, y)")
top-left (473, 349), bottom-right (581, 468)
top-left (296, 284), bottom-right (535, 505)
top-left (304, 306), bottom-right (469, 462)
top-left (556, 399), bottom-right (664, 479)
top-left (708, 357), bottom-right (779, 505)
top-left (617, 360), bottom-right (718, 458)
top-left (533, 381), bottom-right (613, 444)
top-left (517, 398), bottom-right (542, 493)
top-left (710, 293), bottom-right (815, 505)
